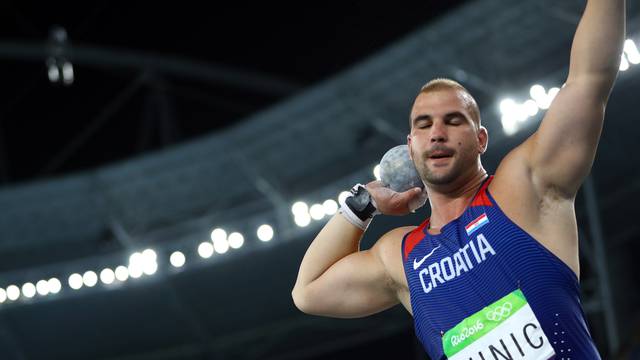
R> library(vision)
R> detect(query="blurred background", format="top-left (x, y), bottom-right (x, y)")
top-left (0, 0), bottom-right (638, 359)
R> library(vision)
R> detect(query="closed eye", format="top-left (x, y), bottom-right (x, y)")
top-left (445, 112), bottom-right (467, 125)
top-left (417, 121), bottom-right (432, 128)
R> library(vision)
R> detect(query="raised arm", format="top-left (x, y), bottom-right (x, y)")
top-left (524, 0), bottom-right (626, 197)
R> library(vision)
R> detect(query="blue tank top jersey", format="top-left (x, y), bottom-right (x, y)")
top-left (401, 175), bottom-right (600, 359)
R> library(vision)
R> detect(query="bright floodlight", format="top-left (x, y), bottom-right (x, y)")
top-left (36, 280), bottom-right (50, 296)
top-left (48, 278), bottom-right (62, 294)
top-left (537, 95), bottom-right (552, 110)
top-left (210, 228), bottom-right (227, 243)
top-left (338, 191), bottom-right (351, 204)
top-left (373, 164), bottom-right (381, 180)
top-left (624, 39), bottom-right (640, 64)
top-left (83, 271), bottom-right (98, 287)
top-left (115, 266), bottom-right (129, 282)
top-left (499, 98), bottom-right (516, 115)
top-left (547, 87), bottom-right (560, 102)
top-left (501, 115), bottom-right (518, 136)
top-left (68, 274), bottom-right (83, 290)
top-left (294, 213), bottom-right (311, 227)
top-left (128, 252), bottom-right (144, 278)
top-left (142, 249), bottom-right (157, 262)
top-left (140, 250), bottom-right (158, 275)
top-left (213, 237), bottom-right (229, 254)
top-left (170, 251), bottom-right (186, 268)
top-left (0, 289), bottom-right (6, 303)
top-left (62, 61), bottom-right (74, 85)
top-left (6, 285), bottom-right (19, 301)
top-left (620, 54), bottom-right (630, 71)
top-left (323, 199), bottom-right (338, 215)
top-left (142, 262), bottom-right (157, 276)
top-left (128, 264), bottom-right (143, 279)
top-left (129, 252), bottom-right (142, 266)
top-left (198, 242), bottom-right (214, 258)
top-left (309, 203), bottom-right (325, 220)
top-left (523, 100), bottom-right (539, 117)
top-left (21, 283), bottom-right (36, 298)
top-left (291, 201), bottom-right (309, 217)
top-left (257, 224), bottom-right (274, 242)
top-left (228, 232), bottom-right (245, 248)
top-left (513, 103), bottom-right (528, 123)
top-left (529, 85), bottom-right (546, 102)
top-left (47, 63), bottom-right (59, 82)
top-left (100, 268), bottom-right (115, 285)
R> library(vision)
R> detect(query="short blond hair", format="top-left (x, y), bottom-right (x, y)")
top-left (415, 78), bottom-right (481, 127)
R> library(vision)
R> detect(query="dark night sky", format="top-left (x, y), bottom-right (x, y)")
top-left (0, 1), bottom-right (469, 186)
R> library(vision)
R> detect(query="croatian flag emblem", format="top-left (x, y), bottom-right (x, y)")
top-left (465, 213), bottom-right (489, 236)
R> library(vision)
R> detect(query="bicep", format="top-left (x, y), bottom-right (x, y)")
top-left (526, 78), bottom-right (607, 197)
top-left (300, 248), bottom-right (398, 319)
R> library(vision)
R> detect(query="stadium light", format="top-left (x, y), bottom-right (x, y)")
top-left (309, 204), bottom-right (325, 220)
top-left (228, 232), bottom-right (245, 249)
top-left (115, 266), bottom-right (129, 282)
top-left (210, 228), bottom-right (227, 243)
top-left (6, 285), bottom-right (20, 301)
top-left (213, 237), bottom-right (229, 254)
top-left (22, 283), bottom-right (36, 298)
top-left (36, 280), bottom-right (50, 296)
top-left (624, 39), bottom-right (640, 64)
top-left (198, 242), bottom-right (214, 258)
top-left (291, 202), bottom-right (309, 217)
top-left (170, 251), bottom-right (186, 268)
top-left (83, 271), bottom-right (98, 287)
top-left (48, 278), bottom-right (62, 294)
top-left (100, 268), bottom-right (115, 285)
top-left (323, 199), bottom-right (338, 215)
top-left (373, 164), bottom-right (381, 180)
top-left (257, 225), bottom-right (274, 242)
top-left (294, 213), bottom-right (311, 227)
top-left (68, 274), bottom-right (83, 290)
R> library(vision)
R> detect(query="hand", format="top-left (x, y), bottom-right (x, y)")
top-left (366, 180), bottom-right (427, 216)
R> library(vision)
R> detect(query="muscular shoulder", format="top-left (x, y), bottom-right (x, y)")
top-left (372, 226), bottom-right (416, 258)
top-left (491, 143), bottom-right (581, 276)
top-left (371, 226), bottom-right (416, 290)
top-left (491, 142), bottom-right (574, 224)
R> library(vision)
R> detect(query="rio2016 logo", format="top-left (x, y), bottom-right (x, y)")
top-left (450, 320), bottom-right (484, 346)
top-left (485, 302), bottom-right (513, 322)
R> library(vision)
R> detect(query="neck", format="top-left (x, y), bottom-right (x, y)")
top-left (424, 167), bottom-right (488, 233)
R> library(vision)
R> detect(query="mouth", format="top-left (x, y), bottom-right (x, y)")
top-left (428, 149), bottom-right (454, 159)
top-left (430, 154), bottom-right (452, 159)
top-left (427, 149), bottom-right (454, 166)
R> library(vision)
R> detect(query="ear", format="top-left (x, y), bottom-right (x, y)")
top-left (477, 126), bottom-right (488, 154)
top-left (407, 134), bottom-right (414, 160)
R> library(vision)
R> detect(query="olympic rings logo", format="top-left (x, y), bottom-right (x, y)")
top-left (485, 302), bottom-right (513, 322)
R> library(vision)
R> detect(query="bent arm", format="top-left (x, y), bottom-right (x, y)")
top-left (524, 0), bottom-right (625, 197)
top-left (292, 213), bottom-right (411, 318)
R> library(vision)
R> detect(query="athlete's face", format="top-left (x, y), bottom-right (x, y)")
top-left (408, 89), bottom-right (487, 185)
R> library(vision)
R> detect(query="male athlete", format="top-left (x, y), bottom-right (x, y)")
top-left (292, 1), bottom-right (625, 358)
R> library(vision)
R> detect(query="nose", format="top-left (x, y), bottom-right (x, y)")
top-left (430, 120), bottom-right (447, 143)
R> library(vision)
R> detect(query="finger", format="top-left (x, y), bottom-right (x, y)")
top-left (365, 180), bottom-right (385, 189)
top-left (401, 187), bottom-right (424, 199)
top-left (392, 187), bottom-right (422, 206)
top-left (408, 192), bottom-right (428, 212)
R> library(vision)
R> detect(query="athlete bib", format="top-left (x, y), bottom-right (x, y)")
top-left (443, 289), bottom-right (556, 360)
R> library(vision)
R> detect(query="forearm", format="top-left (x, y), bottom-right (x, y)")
top-left (293, 214), bottom-right (363, 291)
top-left (567, 0), bottom-right (626, 90)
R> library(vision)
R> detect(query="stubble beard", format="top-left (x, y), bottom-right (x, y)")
top-left (412, 146), bottom-right (474, 186)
